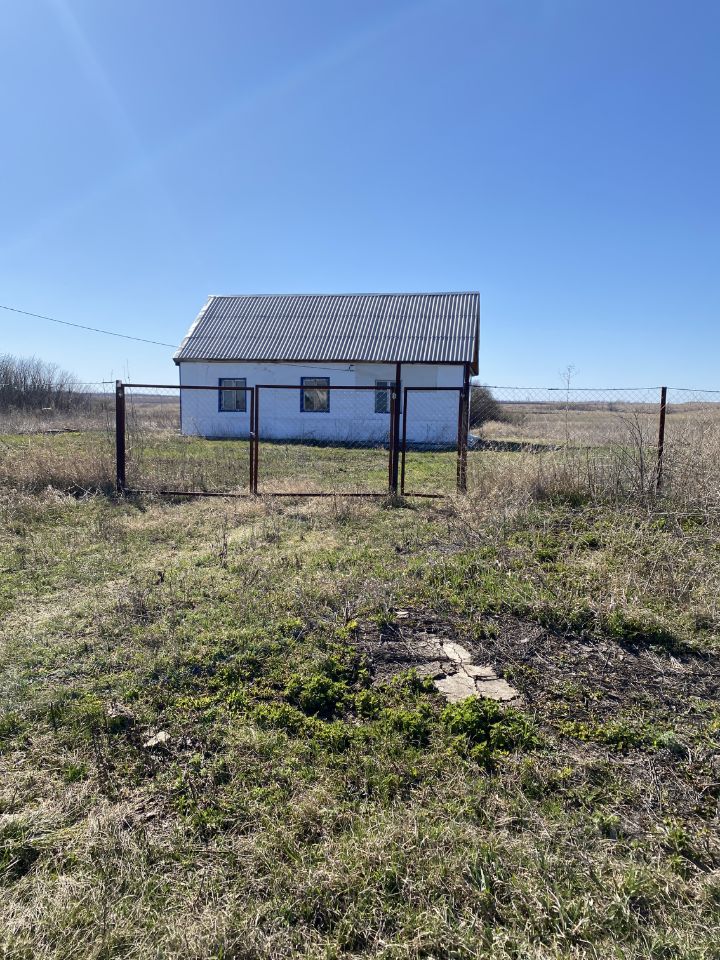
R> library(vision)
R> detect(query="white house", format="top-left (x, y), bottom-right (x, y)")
top-left (174, 292), bottom-right (479, 446)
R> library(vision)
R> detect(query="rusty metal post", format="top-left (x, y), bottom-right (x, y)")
top-left (115, 379), bottom-right (126, 493)
top-left (400, 386), bottom-right (409, 495)
top-left (390, 363), bottom-right (402, 495)
top-left (388, 391), bottom-right (396, 494)
top-left (456, 365), bottom-right (470, 492)
top-left (252, 385), bottom-right (259, 494)
top-left (455, 390), bottom-right (465, 493)
top-left (248, 387), bottom-right (255, 494)
top-left (656, 385), bottom-right (667, 492)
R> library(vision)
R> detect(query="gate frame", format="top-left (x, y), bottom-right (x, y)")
top-left (400, 386), bottom-right (467, 498)
top-left (116, 379), bottom-right (468, 499)
top-left (117, 381), bottom-right (255, 497)
top-left (253, 383), bottom-right (394, 497)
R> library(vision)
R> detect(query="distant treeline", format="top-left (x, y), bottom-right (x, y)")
top-left (0, 354), bottom-right (89, 412)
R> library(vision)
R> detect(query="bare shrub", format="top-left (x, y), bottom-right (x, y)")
top-left (0, 354), bottom-right (87, 413)
top-left (469, 385), bottom-right (509, 429)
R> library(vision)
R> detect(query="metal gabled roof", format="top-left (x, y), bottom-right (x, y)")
top-left (174, 292), bottom-right (479, 368)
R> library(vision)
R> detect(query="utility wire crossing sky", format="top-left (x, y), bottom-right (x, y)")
top-left (0, 303), bottom-right (177, 348)
top-left (1, 0), bottom-right (718, 387)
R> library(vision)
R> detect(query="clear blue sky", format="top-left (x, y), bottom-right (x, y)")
top-left (1, 0), bottom-right (718, 387)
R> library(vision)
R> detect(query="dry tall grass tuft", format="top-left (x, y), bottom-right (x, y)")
top-left (0, 431), bottom-right (115, 493)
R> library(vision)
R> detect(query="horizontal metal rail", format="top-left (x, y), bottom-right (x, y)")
top-left (124, 488), bottom-right (393, 499)
top-left (125, 383), bottom-right (253, 391)
top-left (125, 383), bottom-right (465, 392)
top-left (260, 491), bottom-right (390, 498)
top-left (125, 488), bottom-right (253, 498)
top-left (400, 386), bottom-right (465, 392)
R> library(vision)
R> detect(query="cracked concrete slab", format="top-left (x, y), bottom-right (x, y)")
top-left (356, 608), bottom-right (521, 703)
top-left (434, 672), bottom-right (476, 702)
top-left (441, 642), bottom-right (474, 664)
top-left (434, 661), bottom-right (519, 703)
top-left (433, 645), bottom-right (519, 703)
top-left (473, 677), bottom-right (520, 701)
top-left (465, 665), bottom-right (498, 680)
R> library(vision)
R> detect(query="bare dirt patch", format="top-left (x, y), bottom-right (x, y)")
top-left (357, 605), bottom-right (720, 828)
top-left (358, 606), bottom-right (719, 713)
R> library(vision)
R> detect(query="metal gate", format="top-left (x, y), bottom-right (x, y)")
top-left (115, 381), bottom-right (468, 497)
top-left (399, 387), bottom-right (467, 497)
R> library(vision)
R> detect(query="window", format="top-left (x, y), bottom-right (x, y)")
top-left (301, 377), bottom-right (330, 412)
top-left (218, 378), bottom-right (246, 412)
top-left (375, 380), bottom-right (393, 414)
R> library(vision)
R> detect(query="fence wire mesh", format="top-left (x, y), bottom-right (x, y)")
top-left (125, 385), bottom-right (252, 495)
top-left (5, 379), bottom-right (720, 507)
top-left (467, 386), bottom-right (666, 500)
top-left (256, 385), bottom-right (394, 495)
top-left (0, 382), bottom-right (115, 491)
top-left (662, 389), bottom-right (720, 507)
top-left (400, 388), bottom-right (462, 497)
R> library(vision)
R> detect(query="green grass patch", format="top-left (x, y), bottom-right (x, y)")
top-left (0, 490), bottom-right (719, 957)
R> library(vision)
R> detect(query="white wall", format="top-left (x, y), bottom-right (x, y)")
top-left (178, 361), bottom-right (464, 445)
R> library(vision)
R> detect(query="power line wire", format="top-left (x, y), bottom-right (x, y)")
top-left (0, 303), bottom-right (177, 348)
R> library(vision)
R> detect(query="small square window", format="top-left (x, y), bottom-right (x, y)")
top-left (301, 377), bottom-right (329, 412)
top-left (219, 378), bottom-right (246, 412)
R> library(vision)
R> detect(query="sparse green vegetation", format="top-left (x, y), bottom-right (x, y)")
top-left (1, 478), bottom-right (719, 957)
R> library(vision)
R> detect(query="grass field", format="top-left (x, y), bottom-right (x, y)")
top-left (1, 480), bottom-right (720, 958)
top-left (0, 429), bottom-right (460, 495)
top-left (0, 426), bottom-right (674, 500)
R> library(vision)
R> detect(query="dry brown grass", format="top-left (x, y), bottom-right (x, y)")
top-left (2, 396), bottom-right (720, 510)
top-left (0, 432), bottom-right (115, 492)
top-left (468, 402), bottom-right (720, 509)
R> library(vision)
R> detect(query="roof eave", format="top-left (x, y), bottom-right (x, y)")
top-left (175, 356), bottom-right (473, 366)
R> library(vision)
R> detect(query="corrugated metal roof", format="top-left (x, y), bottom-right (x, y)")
top-left (174, 293), bottom-right (479, 366)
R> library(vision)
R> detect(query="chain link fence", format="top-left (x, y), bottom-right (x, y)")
top-left (124, 385), bottom-right (253, 495)
top-left (3, 379), bottom-right (720, 507)
top-left (466, 385), bottom-right (720, 506)
top-left (254, 385), bottom-right (397, 496)
top-left (467, 386), bottom-right (664, 499)
top-left (663, 388), bottom-right (720, 507)
top-left (0, 382), bottom-right (115, 491)
top-left (399, 388), bottom-right (464, 497)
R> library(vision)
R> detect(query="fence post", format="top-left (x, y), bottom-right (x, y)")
top-left (456, 365), bottom-right (470, 493)
top-left (388, 392), bottom-right (396, 494)
top-left (252, 385), bottom-right (259, 495)
top-left (390, 363), bottom-right (402, 495)
top-left (115, 379), bottom-right (126, 494)
top-left (248, 387), bottom-right (255, 494)
top-left (456, 391), bottom-right (467, 493)
top-left (656, 385), bottom-right (667, 492)
top-left (400, 386), bottom-right (409, 496)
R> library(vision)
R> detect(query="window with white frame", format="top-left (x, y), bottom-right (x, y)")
top-left (218, 378), bottom-right (247, 412)
top-left (301, 377), bottom-right (330, 412)
top-left (375, 380), bottom-right (397, 414)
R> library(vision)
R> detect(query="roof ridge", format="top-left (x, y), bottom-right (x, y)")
top-left (207, 291), bottom-right (479, 299)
